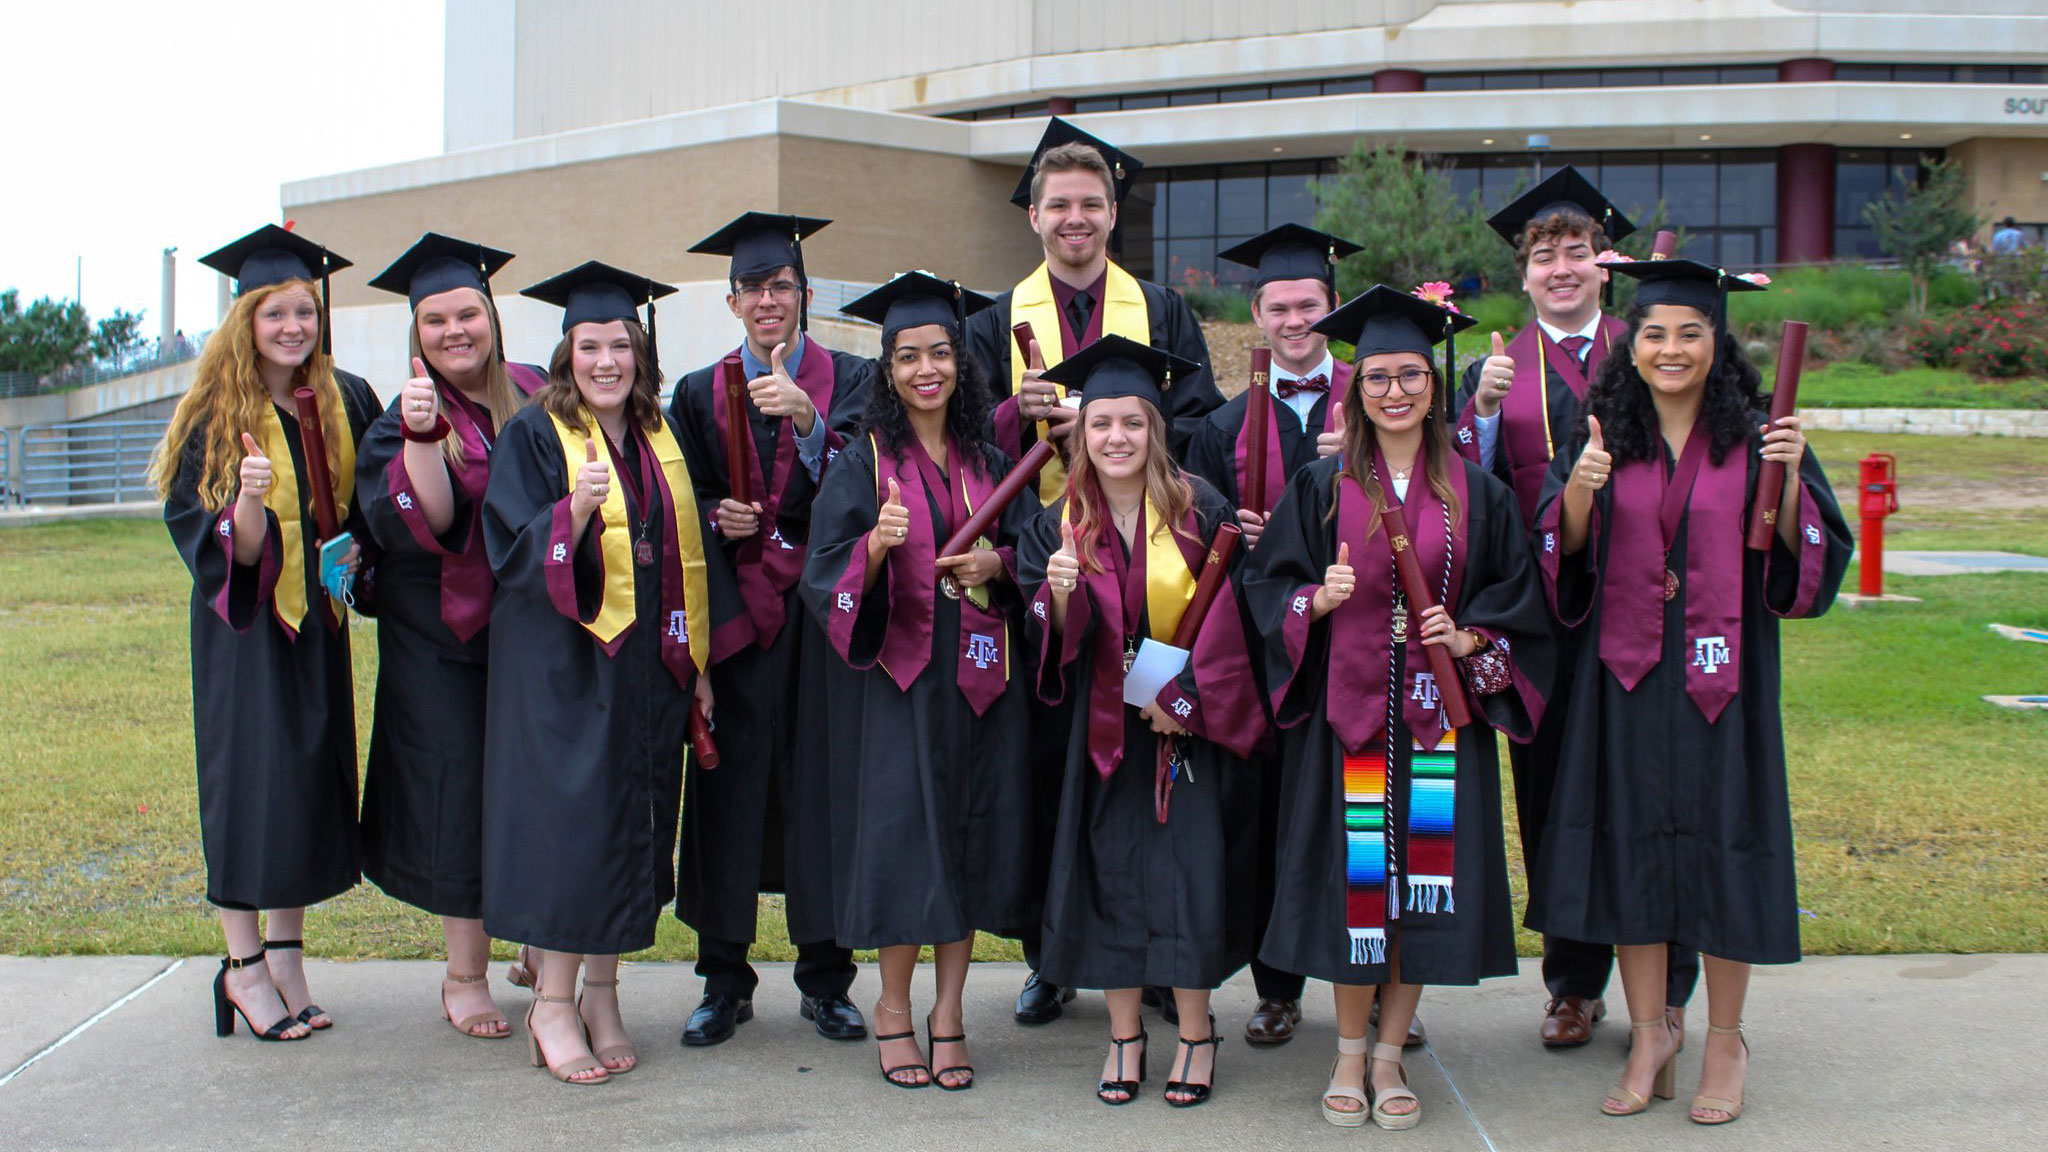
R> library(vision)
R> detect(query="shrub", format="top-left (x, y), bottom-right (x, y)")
top-left (1174, 266), bottom-right (1252, 323)
top-left (1904, 301), bottom-right (2048, 379)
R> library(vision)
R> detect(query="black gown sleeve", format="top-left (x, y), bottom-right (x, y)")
top-left (1453, 465), bottom-right (1556, 742)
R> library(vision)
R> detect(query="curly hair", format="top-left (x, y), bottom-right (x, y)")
top-left (1514, 208), bottom-right (1611, 271)
top-left (1582, 303), bottom-right (1763, 467)
top-left (538, 319), bottom-right (665, 436)
top-left (860, 325), bottom-right (1002, 476)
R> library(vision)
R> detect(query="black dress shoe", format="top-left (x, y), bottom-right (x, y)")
top-left (1144, 985), bottom-right (1180, 1026)
top-left (799, 992), bottom-right (868, 1040)
top-left (1013, 970), bottom-right (1076, 1025)
top-left (680, 993), bottom-right (753, 1047)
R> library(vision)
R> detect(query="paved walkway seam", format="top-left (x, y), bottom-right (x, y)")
top-left (0, 957), bottom-right (184, 1090)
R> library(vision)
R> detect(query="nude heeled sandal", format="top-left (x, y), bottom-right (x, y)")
top-left (1321, 1034), bottom-right (1370, 1127)
top-left (527, 994), bottom-right (609, 1085)
top-left (1689, 1022), bottom-right (1748, 1125)
top-left (577, 976), bottom-right (636, 1074)
top-left (1602, 1016), bottom-right (1678, 1115)
top-left (1368, 1040), bottom-right (1421, 1130)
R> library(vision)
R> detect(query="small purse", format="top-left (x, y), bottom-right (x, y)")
top-left (1457, 634), bottom-right (1513, 697)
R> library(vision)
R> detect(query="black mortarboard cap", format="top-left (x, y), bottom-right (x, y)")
top-left (1039, 333), bottom-right (1199, 412)
top-left (520, 260), bottom-right (678, 368)
top-left (1313, 285), bottom-right (1479, 417)
top-left (1218, 224), bottom-right (1362, 289)
top-left (200, 224), bottom-right (352, 354)
top-left (367, 232), bottom-right (515, 309)
top-left (1009, 117), bottom-right (1143, 210)
top-left (1603, 255), bottom-right (1767, 319)
top-left (1487, 165), bottom-right (1637, 247)
top-left (841, 270), bottom-right (995, 342)
top-left (689, 211), bottom-right (831, 333)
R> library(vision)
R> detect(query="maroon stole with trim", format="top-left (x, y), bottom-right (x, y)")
top-left (1489, 316), bottom-right (1627, 525)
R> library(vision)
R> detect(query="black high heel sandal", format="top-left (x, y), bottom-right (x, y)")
top-left (1097, 1028), bottom-right (1148, 1105)
top-left (874, 1000), bottom-right (929, 1089)
top-left (926, 1012), bottom-right (973, 1091)
top-left (213, 950), bottom-right (307, 1041)
top-left (1165, 1028), bottom-right (1223, 1108)
top-left (264, 939), bottom-right (330, 1029)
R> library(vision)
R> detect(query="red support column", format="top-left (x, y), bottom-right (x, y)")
top-left (1777, 143), bottom-right (1836, 264)
top-left (1779, 58), bottom-right (1835, 83)
top-left (1372, 69), bottom-right (1424, 94)
top-left (1047, 96), bottom-right (1075, 115)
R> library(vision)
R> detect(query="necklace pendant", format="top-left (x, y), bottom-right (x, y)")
top-left (940, 574), bottom-right (962, 600)
top-left (1123, 638), bottom-right (1137, 674)
top-left (1391, 603), bottom-right (1409, 645)
top-left (635, 538), bottom-right (654, 568)
top-left (1663, 568), bottom-right (1679, 602)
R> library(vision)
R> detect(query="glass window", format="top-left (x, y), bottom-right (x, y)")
top-left (1121, 93), bottom-right (1169, 110)
top-left (1167, 168), bottom-right (1216, 237)
top-left (1219, 85), bottom-right (1268, 103)
top-left (1540, 70), bottom-right (1599, 89)
top-left (1599, 155), bottom-right (1660, 225)
top-left (1718, 154), bottom-right (1776, 227)
top-left (1426, 74), bottom-right (1483, 92)
top-left (1836, 64), bottom-right (1891, 82)
top-left (1269, 162), bottom-right (1319, 227)
top-left (1213, 236), bottom-right (1257, 286)
top-left (1479, 155), bottom-right (1533, 211)
top-left (1013, 102), bottom-right (1050, 119)
top-left (1663, 67), bottom-right (1717, 86)
top-left (1168, 89), bottom-right (1219, 106)
top-left (1951, 65), bottom-right (2005, 84)
top-left (1718, 66), bottom-right (1775, 84)
top-left (1073, 97), bottom-right (1120, 113)
top-left (2012, 66), bottom-right (2045, 84)
top-left (1891, 65), bottom-right (1951, 84)
top-left (1270, 82), bottom-right (1323, 101)
top-left (1483, 71), bottom-right (1541, 90)
top-left (1718, 231), bottom-right (1760, 268)
top-left (1323, 77), bottom-right (1375, 95)
top-left (1661, 151), bottom-right (1718, 226)
top-left (1164, 239), bottom-right (1215, 290)
top-left (1217, 171), bottom-right (1266, 236)
top-left (1602, 68), bottom-right (1661, 87)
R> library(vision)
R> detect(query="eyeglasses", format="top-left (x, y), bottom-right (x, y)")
top-left (1357, 368), bottom-right (1433, 397)
top-left (736, 280), bottom-right (801, 302)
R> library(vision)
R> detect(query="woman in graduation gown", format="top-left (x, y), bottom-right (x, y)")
top-left (480, 262), bottom-right (747, 1085)
top-left (1243, 286), bottom-right (1553, 1130)
top-left (1015, 335), bottom-right (1266, 1107)
top-left (150, 224), bottom-right (379, 1042)
top-left (354, 233), bottom-right (546, 1040)
top-left (799, 272), bottom-right (1038, 1091)
top-left (1528, 258), bottom-right (1850, 1124)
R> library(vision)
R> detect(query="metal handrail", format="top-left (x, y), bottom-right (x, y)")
top-left (17, 419), bottom-right (169, 506)
top-left (0, 428), bottom-right (12, 506)
top-left (0, 333), bottom-right (209, 400)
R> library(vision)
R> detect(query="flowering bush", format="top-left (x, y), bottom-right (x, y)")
top-left (1904, 301), bottom-right (2048, 379)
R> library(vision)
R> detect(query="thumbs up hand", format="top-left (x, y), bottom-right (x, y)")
top-left (748, 341), bottom-right (818, 435)
top-left (874, 477), bottom-right (910, 550)
top-left (1474, 330), bottom-right (1514, 418)
top-left (401, 357), bottom-right (439, 433)
top-left (1045, 518), bottom-right (1082, 596)
top-left (1313, 541), bottom-right (1355, 615)
top-left (1570, 414), bottom-right (1611, 493)
top-left (236, 431), bottom-right (273, 506)
top-left (571, 438), bottom-right (611, 518)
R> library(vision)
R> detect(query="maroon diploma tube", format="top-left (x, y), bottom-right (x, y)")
top-left (720, 353), bottom-right (753, 507)
top-left (1011, 321), bottom-right (1041, 370)
top-left (291, 387), bottom-right (341, 542)
top-left (1379, 502), bottom-right (1474, 730)
top-left (937, 439), bottom-right (1058, 559)
top-left (1746, 320), bottom-right (1809, 552)
top-left (1244, 348), bottom-right (1273, 516)
top-left (1170, 521), bottom-right (1243, 650)
top-left (688, 701), bottom-right (720, 769)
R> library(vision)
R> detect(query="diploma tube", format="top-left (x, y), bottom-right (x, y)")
top-left (1244, 348), bottom-right (1273, 516)
top-left (1746, 320), bottom-right (1809, 552)
top-left (1011, 321), bottom-right (1042, 370)
top-left (687, 700), bottom-right (720, 769)
top-left (936, 439), bottom-right (1057, 560)
top-left (291, 387), bottom-right (341, 543)
top-left (1379, 502), bottom-right (1474, 729)
top-left (720, 352), bottom-right (753, 506)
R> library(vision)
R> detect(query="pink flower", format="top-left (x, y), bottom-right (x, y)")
top-left (1413, 281), bottom-right (1456, 306)
top-left (1595, 250), bottom-right (1630, 265)
top-left (1735, 272), bottom-right (1772, 286)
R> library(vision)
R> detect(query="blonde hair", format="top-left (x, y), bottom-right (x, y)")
top-left (149, 280), bottom-right (349, 511)
top-left (408, 288), bottom-right (526, 467)
top-left (1063, 399), bottom-right (1196, 574)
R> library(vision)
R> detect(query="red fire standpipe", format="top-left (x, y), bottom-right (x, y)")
top-left (1857, 453), bottom-right (1899, 597)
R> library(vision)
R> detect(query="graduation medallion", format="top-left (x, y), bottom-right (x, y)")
top-left (940, 575), bottom-right (961, 600)
top-left (1663, 565), bottom-right (1679, 602)
top-left (635, 537), bottom-right (654, 568)
top-left (1391, 601), bottom-right (1409, 646)
top-left (1123, 637), bottom-right (1137, 674)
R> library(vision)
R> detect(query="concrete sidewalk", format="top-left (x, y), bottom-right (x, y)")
top-left (1, 956), bottom-right (2041, 1150)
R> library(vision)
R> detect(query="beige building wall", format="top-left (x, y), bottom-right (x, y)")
top-left (1951, 138), bottom-right (2048, 231)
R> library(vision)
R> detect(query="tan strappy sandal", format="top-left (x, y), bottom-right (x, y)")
top-left (527, 994), bottom-right (609, 1085)
top-left (578, 976), bottom-right (636, 1074)
top-left (1689, 1022), bottom-right (1748, 1125)
top-left (1321, 1034), bottom-right (1370, 1127)
top-left (1602, 1016), bottom-right (1678, 1115)
top-left (1368, 1040), bottom-right (1421, 1130)
top-left (441, 972), bottom-right (510, 1038)
top-left (506, 945), bottom-right (541, 990)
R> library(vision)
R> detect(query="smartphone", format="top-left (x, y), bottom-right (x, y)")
top-left (318, 532), bottom-right (357, 607)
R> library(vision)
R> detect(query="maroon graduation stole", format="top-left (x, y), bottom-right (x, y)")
top-left (1461, 316), bottom-right (1626, 525)
top-left (858, 435), bottom-right (1011, 715)
top-left (1326, 444), bottom-right (1469, 755)
top-left (711, 339), bottom-right (844, 647)
top-left (1233, 361), bottom-right (1353, 516)
top-left (1600, 422), bottom-right (1746, 722)
top-left (1073, 500), bottom-right (1203, 779)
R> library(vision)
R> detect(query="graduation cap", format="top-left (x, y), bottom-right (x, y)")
top-left (199, 224), bottom-right (352, 354)
top-left (367, 232), bottom-right (516, 309)
top-left (1602, 255), bottom-right (1768, 320)
top-left (1008, 117), bottom-right (1143, 210)
top-left (1312, 284), bottom-right (1479, 418)
top-left (1487, 165), bottom-right (1637, 247)
top-left (519, 260), bottom-right (678, 368)
top-left (1038, 333), bottom-right (1200, 413)
top-left (841, 270), bottom-right (995, 342)
top-left (1218, 224), bottom-right (1362, 292)
top-left (690, 212), bottom-right (832, 333)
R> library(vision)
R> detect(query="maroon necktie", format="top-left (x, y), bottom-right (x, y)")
top-left (1558, 335), bottom-right (1592, 363)
top-left (1275, 373), bottom-right (1329, 400)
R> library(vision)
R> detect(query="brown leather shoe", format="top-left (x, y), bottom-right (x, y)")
top-left (1541, 996), bottom-right (1606, 1047)
top-left (1367, 1000), bottom-right (1428, 1048)
top-left (1243, 998), bottom-right (1301, 1046)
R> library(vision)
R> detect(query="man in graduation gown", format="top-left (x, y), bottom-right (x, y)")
top-left (668, 212), bottom-right (873, 1047)
top-left (962, 117), bottom-right (1224, 1024)
top-left (1183, 224), bottom-right (1363, 1048)
top-left (1450, 169), bottom-right (1699, 1048)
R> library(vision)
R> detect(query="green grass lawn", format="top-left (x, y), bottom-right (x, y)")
top-left (3, 436), bottom-right (2043, 958)
top-left (1797, 362), bottom-right (2048, 410)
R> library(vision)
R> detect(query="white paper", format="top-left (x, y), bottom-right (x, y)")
top-left (1059, 394), bottom-right (1083, 409)
top-left (1123, 638), bottom-right (1192, 708)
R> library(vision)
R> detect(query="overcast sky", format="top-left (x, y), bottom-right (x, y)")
top-left (0, 1), bottom-right (444, 335)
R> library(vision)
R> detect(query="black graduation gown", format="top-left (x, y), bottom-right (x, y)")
top-left (797, 435), bottom-right (1039, 948)
top-left (668, 345), bottom-right (871, 948)
top-left (1526, 428), bottom-right (1851, 965)
top-left (478, 406), bottom-right (745, 955)
top-left (963, 276), bottom-right (1224, 458)
top-left (1015, 482), bottom-right (1260, 991)
top-left (1242, 457), bottom-right (1552, 986)
top-left (1181, 390), bottom-right (1333, 513)
top-left (164, 370), bottom-right (380, 911)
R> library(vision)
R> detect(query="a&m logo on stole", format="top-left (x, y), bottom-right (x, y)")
top-left (836, 592), bottom-right (854, 613)
top-left (551, 543), bottom-right (568, 563)
top-left (1457, 426), bottom-right (1474, 445)
top-left (396, 493), bottom-right (414, 511)
top-left (1292, 594), bottom-right (1310, 617)
top-left (1410, 671), bottom-right (1441, 711)
top-left (1171, 697), bottom-right (1193, 719)
top-left (666, 610), bottom-right (688, 642)
top-left (218, 518), bottom-right (232, 538)
top-left (769, 525), bottom-right (795, 551)
top-left (1804, 524), bottom-right (1822, 546)
top-left (1032, 600), bottom-right (1047, 620)
top-left (965, 633), bottom-right (1000, 669)
top-left (1692, 635), bottom-right (1730, 674)
top-left (1544, 531), bottom-right (1556, 554)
